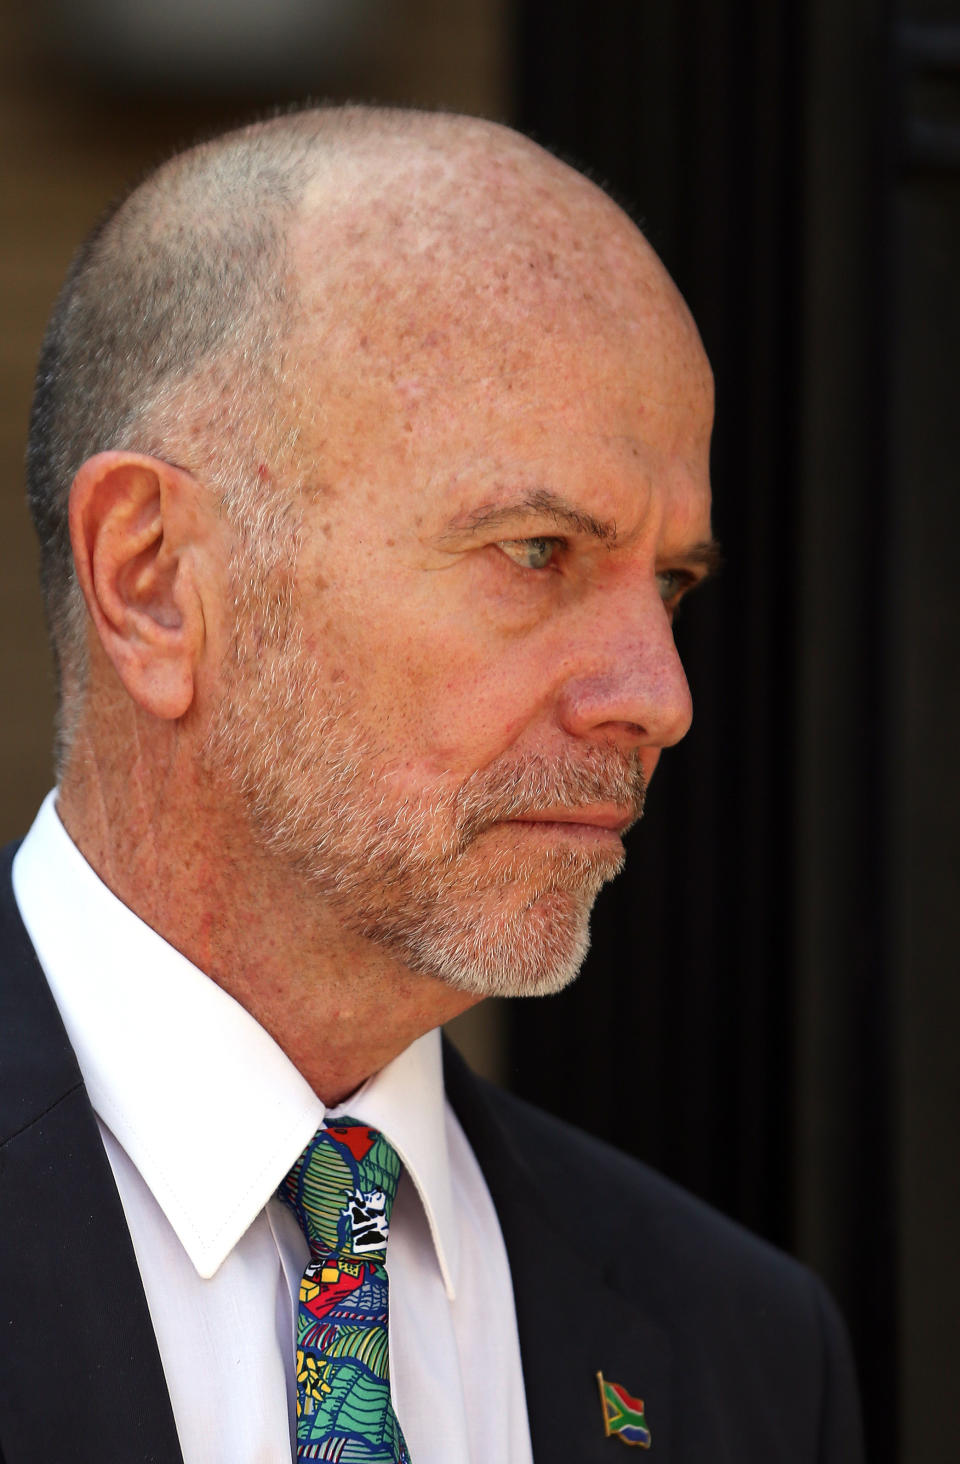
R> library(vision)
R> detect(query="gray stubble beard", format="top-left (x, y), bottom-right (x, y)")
top-left (202, 611), bottom-right (646, 999)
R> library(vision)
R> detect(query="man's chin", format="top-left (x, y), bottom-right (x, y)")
top-left (398, 885), bottom-right (598, 1000)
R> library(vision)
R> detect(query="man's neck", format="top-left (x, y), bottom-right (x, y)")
top-left (56, 758), bottom-right (478, 1105)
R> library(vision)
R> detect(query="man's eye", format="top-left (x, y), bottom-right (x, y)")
top-left (496, 537), bottom-right (562, 570)
top-left (656, 568), bottom-right (694, 605)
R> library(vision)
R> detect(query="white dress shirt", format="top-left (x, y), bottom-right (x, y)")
top-left (12, 792), bottom-right (534, 1464)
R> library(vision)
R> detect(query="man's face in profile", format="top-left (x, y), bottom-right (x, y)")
top-left (201, 187), bottom-right (715, 1000)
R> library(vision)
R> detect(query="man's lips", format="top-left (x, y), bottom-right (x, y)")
top-left (506, 805), bottom-right (636, 834)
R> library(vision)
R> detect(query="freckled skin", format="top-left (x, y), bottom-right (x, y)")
top-left (58, 114), bottom-right (714, 1104)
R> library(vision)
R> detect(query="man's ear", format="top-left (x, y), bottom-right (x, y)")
top-left (69, 451), bottom-right (209, 720)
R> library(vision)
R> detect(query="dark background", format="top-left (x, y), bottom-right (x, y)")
top-left (2, 4), bottom-right (957, 1462)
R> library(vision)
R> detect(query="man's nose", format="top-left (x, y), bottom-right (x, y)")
top-left (555, 591), bottom-right (694, 753)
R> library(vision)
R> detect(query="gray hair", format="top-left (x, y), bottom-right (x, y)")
top-left (25, 106), bottom-right (407, 761)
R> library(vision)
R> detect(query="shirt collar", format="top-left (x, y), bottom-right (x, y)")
top-left (329, 1028), bottom-right (459, 1299)
top-left (12, 792), bottom-right (459, 1296)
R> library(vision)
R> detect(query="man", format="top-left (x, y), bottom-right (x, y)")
top-left (0, 107), bottom-right (862, 1462)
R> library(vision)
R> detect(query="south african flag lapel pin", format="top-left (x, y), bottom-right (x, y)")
top-left (596, 1371), bottom-right (652, 1448)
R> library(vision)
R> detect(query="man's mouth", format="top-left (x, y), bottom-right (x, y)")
top-left (505, 804), bottom-right (637, 836)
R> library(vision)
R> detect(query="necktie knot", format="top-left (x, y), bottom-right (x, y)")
top-left (282, 1119), bottom-right (402, 1261)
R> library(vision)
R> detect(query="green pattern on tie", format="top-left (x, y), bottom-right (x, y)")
top-left (279, 1119), bottom-right (411, 1463)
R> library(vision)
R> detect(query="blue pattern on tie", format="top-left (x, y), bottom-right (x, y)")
top-left (279, 1119), bottom-right (411, 1463)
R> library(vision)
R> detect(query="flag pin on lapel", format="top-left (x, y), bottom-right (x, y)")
top-left (596, 1371), bottom-right (652, 1448)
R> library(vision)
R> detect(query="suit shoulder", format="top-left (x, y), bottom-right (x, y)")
top-left (0, 842), bottom-right (84, 1144)
top-left (447, 1050), bottom-right (864, 1459)
top-left (468, 1067), bottom-right (826, 1315)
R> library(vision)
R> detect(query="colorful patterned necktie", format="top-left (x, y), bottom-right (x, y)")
top-left (279, 1118), bottom-right (412, 1463)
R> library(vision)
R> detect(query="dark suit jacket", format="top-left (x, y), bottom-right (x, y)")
top-left (0, 843), bottom-right (863, 1462)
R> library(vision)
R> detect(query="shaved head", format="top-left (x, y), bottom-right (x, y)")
top-left (26, 105), bottom-right (705, 762)
top-left (284, 114), bottom-right (704, 475)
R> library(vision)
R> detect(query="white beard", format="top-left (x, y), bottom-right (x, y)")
top-left (202, 608), bottom-right (644, 998)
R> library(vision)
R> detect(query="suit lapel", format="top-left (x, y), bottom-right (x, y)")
top-left (0, 844), bottom-right (184, 1464)
top-left (444, 1040), bottom-right (674, 1461)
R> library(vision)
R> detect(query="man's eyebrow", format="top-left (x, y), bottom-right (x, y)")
top-left (439, 488), bottom-right (618, 544)
top-left (677, 539), bottom-right (724, 579)
top-left (438, 488), bottom-right (724, 577)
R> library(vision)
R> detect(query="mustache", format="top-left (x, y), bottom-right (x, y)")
top-left (453, 745), bottom-right (648, 848)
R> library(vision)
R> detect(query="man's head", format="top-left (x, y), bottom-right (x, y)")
top-left (28, 107), bottom-right (716, 1005)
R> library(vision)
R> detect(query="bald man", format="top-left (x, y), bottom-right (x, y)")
top-left (0, 108), bottom-right (862, 1464)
